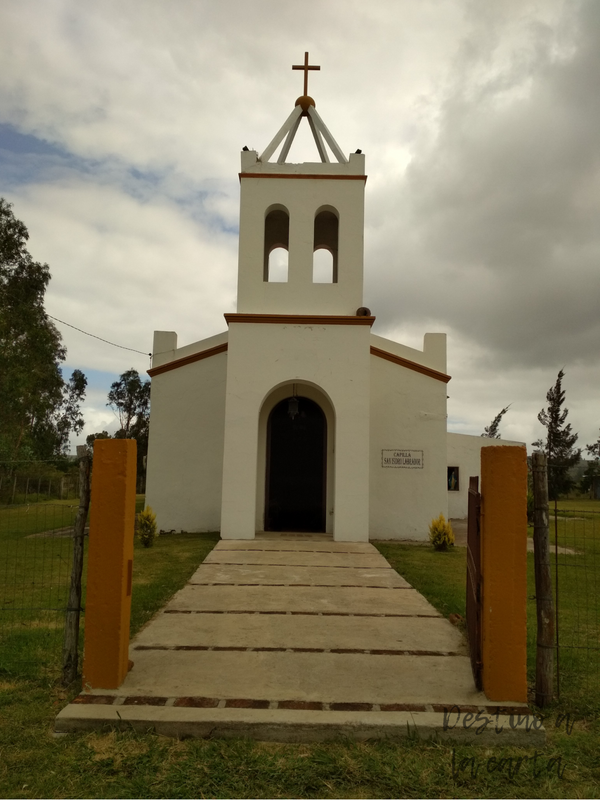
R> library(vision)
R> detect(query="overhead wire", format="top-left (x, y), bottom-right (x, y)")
top-left (47, 314), bottom-right (151, 357)
top-left (1, 285), bottom-right (178, 364)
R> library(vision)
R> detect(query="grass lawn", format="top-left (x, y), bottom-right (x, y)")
top-left (1, 500), bottom-right (85, 675)
top-left (1, 503), bottom-right (599, 798)
top-left (555, 498), bottom-right (600, 515)
top-left (0, 496), bottom-right (148, 673)
top-left (529, 498), bottom-right (600, 710)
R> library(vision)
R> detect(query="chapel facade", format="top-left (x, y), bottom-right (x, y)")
top-left (145, 56), bottom-right (506, 541)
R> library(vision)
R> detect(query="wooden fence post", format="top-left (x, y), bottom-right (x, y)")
top-left (532, 451), bottom-right (554, 706)
top-left (82, 439), bottom-right (137, 690)
top-left (62, 446), bottom-right (91, 685)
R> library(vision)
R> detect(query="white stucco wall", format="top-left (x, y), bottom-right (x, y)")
top-left (151, 330), bottom-right (228, 369)
top-left (370, 332), bottom-right (447, 373)
top-left (369, 335), bottom-right (448, 541)
top-left (220, 320), bottom-right (372, 541)
top-left (446, 432), bottom-right (526, 518)
top-left (145, 340), bottom-right (228, 533)
top-left (237, 152), bottom-right (366, 316)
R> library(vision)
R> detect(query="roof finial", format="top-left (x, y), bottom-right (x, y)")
top-left (258, 53), bottom-right (348, 164)
top-left (293, 51), bottom-right (320, 98)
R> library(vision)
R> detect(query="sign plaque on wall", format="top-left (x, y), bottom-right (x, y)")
top-left (381, 449), bottom-right (424, 469)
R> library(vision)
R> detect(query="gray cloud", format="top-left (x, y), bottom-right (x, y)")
top-left (0, 0), bottom-right (597, 450)
top-left (366, 0), bottom-right (600, 411)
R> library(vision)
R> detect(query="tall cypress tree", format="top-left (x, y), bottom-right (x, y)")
top-left (481, 404), bottom-right (511, 438)
top-left (532, 369), bottom-right (580, 499)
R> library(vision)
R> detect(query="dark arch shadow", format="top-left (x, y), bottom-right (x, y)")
top-left (265, 396), bottom-right (327, 532)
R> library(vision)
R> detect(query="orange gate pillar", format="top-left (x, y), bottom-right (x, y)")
top-left (480, 445), bottom-right (528, 702)
top-left (82, 439), bottom-right (137, 690)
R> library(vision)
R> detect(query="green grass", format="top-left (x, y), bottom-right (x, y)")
top-left (375, 542), bottom-right (467, 619)
top-left (0, 499), bottom-right (80, 540)
top-left (0, 499), bottom-right (216, 674)
top-left (555, 498), bottom-right (600, 516)
top-left (0, 501), bottom-right (82, 675)
top-left (1, 506), bottom-right (600, 798)
top-left (1, 709), bottom-right (598, 799)
top-left (527, 502), bottom-right (600, 711)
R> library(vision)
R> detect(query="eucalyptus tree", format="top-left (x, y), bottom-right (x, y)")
top-left (0, 198), bottom-right (86, 462)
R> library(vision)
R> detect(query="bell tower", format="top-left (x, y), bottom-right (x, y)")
top-left (236, 53), bottom-right (367, 316)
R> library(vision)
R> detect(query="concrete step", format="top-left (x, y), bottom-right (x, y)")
top-left (166, 584), bottom-right (440, 615)
top-left (56, 704), bottom-right (545, 746)
top-left (133, 612), bottom-right (467, 653)
top-left (190, 563), bottom-right (410, 588)
top-left (220, 539), bottom-right (373, 553)
top-left (204, 549), bottom-right (386, 568)
top-left (86, 649), bottom-right (488, 706)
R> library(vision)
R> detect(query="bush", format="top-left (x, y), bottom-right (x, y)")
top-left (527, 491), bottom-right (535, 524)
top-left (136, 506), bottom-right (158, 547)
top-left (428, 513), bottom-right (454, 551)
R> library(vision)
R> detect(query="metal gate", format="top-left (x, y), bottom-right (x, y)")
top-left (467, 475), bottom-right (483, 689)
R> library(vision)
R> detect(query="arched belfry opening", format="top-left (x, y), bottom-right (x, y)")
top-left (313, 208), bottom-right (338, 283)
top-left (264, 207), bottom-right (289, 282)
top-left (265, 396), bottom-right (327, 532)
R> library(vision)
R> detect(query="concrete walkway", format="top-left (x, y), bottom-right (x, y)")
top-left (57, 536), bottom-right (542, 744)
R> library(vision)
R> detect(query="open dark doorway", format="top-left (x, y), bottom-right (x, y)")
top-left (265, 396), bottom-right (327, 532)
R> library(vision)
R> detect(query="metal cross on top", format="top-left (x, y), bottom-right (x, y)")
top-left (292, 51), bottom-right (320, 96)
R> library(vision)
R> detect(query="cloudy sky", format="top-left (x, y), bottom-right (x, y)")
top-left (1, 0), bottom-right (598, 453)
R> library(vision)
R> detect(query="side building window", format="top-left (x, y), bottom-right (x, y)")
top-left (264, 207), bottom-right (289, 282)
top-left (448, 467), bottom-right (459, 491)
top-left (313, 208), bottom-right (338, 283)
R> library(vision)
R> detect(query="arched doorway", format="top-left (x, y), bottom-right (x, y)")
top-left (265, 396), bottom-right (327, 532)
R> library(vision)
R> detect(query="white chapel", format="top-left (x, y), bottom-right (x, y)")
top-left (145, 55), bottom-right (515, 541)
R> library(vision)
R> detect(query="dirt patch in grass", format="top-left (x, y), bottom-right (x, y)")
top-left (86, 731), bottom-right (150, 762)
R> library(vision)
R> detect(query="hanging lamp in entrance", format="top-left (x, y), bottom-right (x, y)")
top-left (288, 384), bottom-right (299, 420)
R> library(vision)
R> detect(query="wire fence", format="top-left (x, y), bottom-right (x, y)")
top-left (2, 458), bottom-right (597, 701)
top-left (552, 506), bottom-right (600, 707)
top-left (0, 500), bottom-right (86, 678)
top-left (0, 472), bottom-right (81, 506)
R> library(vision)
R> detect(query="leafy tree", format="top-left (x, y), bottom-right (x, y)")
top-left (585, 429), bottom-right (600, 461)
top-left (107, 368), bottom-right (151, 476)
top-left (580, 430), bottom-right (600, 496)
top-left (481, 404), bottom-right (511, 438)
top-left (86, 430), bottom-right (111, 448)
top-left (0, 198), bottom-right (86, 461)
top-left (579, 461), bottom-right (600, 495)
top-left (107, 369), bottom-right (150, 437)
top-left (532, 369), bottom-right (580, 499)
top-left (32, 369), bottom-right (88, 458)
